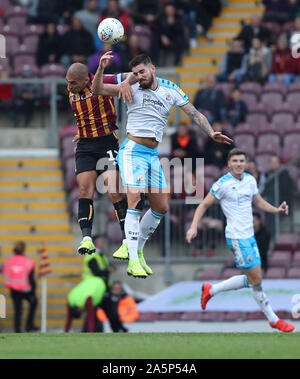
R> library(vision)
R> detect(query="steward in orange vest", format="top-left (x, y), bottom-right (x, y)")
top-left (2, 241), bottom-right (38, 333)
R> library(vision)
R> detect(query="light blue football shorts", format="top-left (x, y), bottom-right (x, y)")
top-left (117, 138), bottom-right (167, 189)
top-left (226, 235), bottom-right (262, 270)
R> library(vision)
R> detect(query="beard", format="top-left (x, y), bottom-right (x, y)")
top-left (139, 74), bottom-right (154, 89)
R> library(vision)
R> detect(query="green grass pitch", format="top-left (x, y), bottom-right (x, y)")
top-left (0, 333), bottom-right (299, 359)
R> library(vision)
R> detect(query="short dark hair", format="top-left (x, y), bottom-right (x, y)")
top-left (228, 148), bottom-right (247, 161)
top-left (129, 54), bottom-right (153, 69)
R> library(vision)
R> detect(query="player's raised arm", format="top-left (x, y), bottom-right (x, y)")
top-left (253, 194), bottom-right (289, 215)
top-left (181, 102), bottom-right (233, 145)
top-left (92, 51), bottom-right (133, 102)
top-left (186, 192), bottom-right (217, 243)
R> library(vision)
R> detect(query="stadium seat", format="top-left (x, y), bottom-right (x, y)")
top-left (282, 20), bottom-right (295, 33)
top-left (275, 234), bottom-right (300, 252)
top-left (246, 311), bottom-right (265, 320)
top-left (240, 82), bottom-right (262, 97)
top-left (59, 124), bottom-right (77, 140)
top-left (221, 122), bottom-right (234, 137)
top-left (201, 312), bottom-right (224, 322)
top-left (40, 63), bottom-right (66, 77)
top-left (204, 164), bottom-right (220, 179)
top-left (7, 15), bottom-right (27, 30)
top-left (292, 251), bottom-right (300, 266)
top-left (56, 24), bottom-right (70, 35)
top-left (233, 134), bottom-right (256, 159)
top-left (1, 23), bottom-right (19, 37)
top-left (268, 251), bottom-right (292, 268)
top-left (287, 81), bottom-right (300, 94)
top-left (22, 24), bottom-right (45, 37)
top-left (22, 35), bottom-right (39, 54)
top-left (221, 268), bottom-right (242, 279)
top-left (258, 122), bottom-right (281, 137)
top-left (287, 164), bottom-right (298, 187)
top-left (138, 312), bottom-right (158, 322)
top-left (0, 0), bottom-right (10, 10)
top-left (157, 312), bottom-right (182, 321)
top-left (283, 122), bottom-right (300, 135)
top-left (216, 82), bottom-right (234, 100)
top-left (0, 59), bottom-right (10, 73)
top-left (5, 35), bottom-right (20, 57)
top-left (4, 4), bottom-right (28, 18)
top-left (247, 102), bottom-right (272, 119)
top-left (262, 81), bottom-right (287, 97)
top-left (13, 54), bottom-right (36, 70)
top-left (234, 123), bottom-right (257, 137)
top-left (286, 267), bottom-right (300, 279)
top-left (246, 113), bottom-right (269, 130)
top-left (240, 92), bottom-right (257, 108)
top-left (260, 92), bottom-right (284, 112)
top-left (64, 157), bottom-right (76, 190)
top-left (273, 102), bottom-right (297, 118)
top-left (256, 134), bottom-right (281, 155)
top-left (223, 312), bottom-right (247, 322)
top-left (198, 268), bottom-right (222, 281)
top-left (264, 267), bottom-right (286, 279)
top-left (285, 94), bottom-right (300, 113)
top-left (255, 153), bottom-right (272, 173)
top-left (272, 113), bottom-right (296, 130)
top-left (180, 312), bottom-right (203, 321)
top-left (282, 134), bottom-right (300, 162)
top-left (14, 43), bottom-right (36, 56)
top-left (13, 63), bottom-right (39, 77)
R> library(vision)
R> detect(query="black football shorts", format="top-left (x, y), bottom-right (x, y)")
top-left (75, 133), bottom-right (119, 176)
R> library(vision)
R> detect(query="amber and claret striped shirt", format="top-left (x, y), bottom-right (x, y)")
top-left (68, 74), bottom-right (123, 138)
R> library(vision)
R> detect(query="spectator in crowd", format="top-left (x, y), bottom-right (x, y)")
top-left (2, 241), bottom-right (38, 333)
top-left (55, 0), bottom-right (85, 25)
top-left (158, 2), bottom-right (186, 66)
top-left (60, 17), bottom-right (96, 67)
top-left (193, 75), bottom-right (226, 124)
top-left (82, 234), bottom-right (115, 288)
top-left (130, 0), bottom-right (163, 64)
top-left (74, 0), bottom-right (100, 38)
top-left (27, 0), bottom-right (59, 24)
top-left (226, 87), bottom-right (248, 127)
top-left (99, 0), bottom-right (130, 35)
top-left (96, 281), bottom-right (139, 330)
top-left (88, 43), bottom-right (122, 74)
top-left (217, 39), bottom-right (248, 85)
top-left (237, 14), bottom-right (271, 51)
top-left (117, 33), bottom-right (146, 71)
top-left (14, 67), bottom-right (42, 127)
top-left (36, 22), bottom-right (63, 67)
top-left (289, 16), bottom-right (300, 50)
top-left (203, 121), bottom-right (233, 169)
top-left (246, 160), bottom-right (267, 194)
top-left (269, 34), bottom-right (297, 87)
top-left (195, 0), bottom-right (221, 40)
top-left (172, 0), bottom-right (198, 48)
top-left (65, 276), bottom-right (106, 332)
top-left (253, 212), bottom-right (271, 272)
top-left (263, 0), bottom-right (300, 24)
top-left (0, 69), bottom-right (16, 126)
top-left (171, 122), bottom-right (201, 173)
top-left (245, 37), bottom-right (272, 82)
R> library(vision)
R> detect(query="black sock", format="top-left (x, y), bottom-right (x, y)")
top-left (113, 197), bottom-right (128, 239)
top-left (78, 198), bottom-right (94, 238)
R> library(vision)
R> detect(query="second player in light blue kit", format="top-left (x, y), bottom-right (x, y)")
top-left (187, 148), bottom-right (294, 333)
top-left (92, 51), bottom-right (232, 278)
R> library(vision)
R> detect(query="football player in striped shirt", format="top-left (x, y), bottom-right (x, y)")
top-left (66, 62), bottom-right (134, 255)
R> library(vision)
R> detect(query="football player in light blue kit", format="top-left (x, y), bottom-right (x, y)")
top-left (92, 51), bottom-right (232, 278)
top-left (186, 148), bottom-right (295, 333)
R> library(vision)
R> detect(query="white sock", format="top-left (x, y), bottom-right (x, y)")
top-left (210, 275), bottom-right (248, 296)
top-left (251, 286), bottom-right (279, 324)
top-left (138, 209), bottom-right (164, 251)
top-left (125, 209), bottom-right (141, 261)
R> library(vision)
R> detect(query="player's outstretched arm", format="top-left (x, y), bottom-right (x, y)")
top-left (186, 192), bottom-right (217, 243)
top-left (92, 51), bottom-right (123, 97)
top-left (253, 194), bottom-right (289, 215)
top-left (181, 102), bottom-right (233, 145)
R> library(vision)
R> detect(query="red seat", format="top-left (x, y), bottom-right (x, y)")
top-left (286, 268), bottom-right (300, 279)
top-left (282, 122), bottom-right (300, 135)
top-left (275, 234), bottom-right (300, 251)
top-left (204, 164), bottom-right (220, 179)
top-left (13, 54), bottom-right (36, 70)
top-left (40, 63), bottom-right (66, 77)
top-left (59, 125), bottom-right (77, 140)
top-left (256, 134), bottom-right (281, 155)
top-left (264, 267), bottom-right (286, 279)
top-left (285, 94), bottom-right (300, 113)
top-left (7, 15), bottom-right (27, 30)
top-left (22, 24), bottom-right (45, 37)
top-left (4, 4), bottom-right (28, 18)
top-left (287, 81), bottom-right (300, 94)
top-left (240, 81), bottom-right (262, 97)
top-left (223, 312), bottom-right (247, 322)
top-left (282, 134), bottom-right (300, 162)
top-left (216, 82), bottom-right (234, 99)
top-left (258, 122), bottom-right (281, 137)
top-left (234, 134), bottom-right (256, 159)
top-left (240, 92), bottom-right (257, 108)
top-left (1, 23), bottom-right (19, 37)
top-left (234, 123), bottom-right (257, 137)
top-left (292, 251), bottom-right (300, 265)
top-left (13, 63), bottom-right (39, 77)
top-left (268, 251), bottom-right (292, 268)
top-left (246, 113), bottom-right (269, 129)
top-left (255, 153), bottom-right (272, 173)
top-left (272, 112), bottom-right (295, 126)
top-left (5, 35), bottom-right (20, 57)
top-left (262, 81), bottom-right (287, 97)
top-left (0, 59), bottom-right (10, 73)
top-left (260, 92), bottom-right (284, 111)
top-left (21, 35), bottom-right (39, 54)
